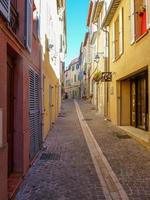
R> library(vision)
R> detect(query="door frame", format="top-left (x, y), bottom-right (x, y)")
top-left (130, 71), bottom-right (148, 131)
top-left (7, 61), bottom-right (15, 176)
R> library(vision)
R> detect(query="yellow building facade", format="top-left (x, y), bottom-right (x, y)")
top-left (103, 0), bottom-right (150, 143)
top-left (43, 46), bottom-right (59, 140)
top-left (85, 1), bottom-right (106, 114)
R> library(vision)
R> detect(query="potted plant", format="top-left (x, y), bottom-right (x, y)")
top-left (93, 71), bottom-right (102, 82)
top-left (139, 5), bottom-right (146, 16)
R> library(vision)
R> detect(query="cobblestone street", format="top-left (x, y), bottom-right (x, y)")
top-left (15, 99), bottom-right (150, 200)
top-left (15, 100), bottom-right (105, 200)
top-left (79, 100), bottom-right (150, 200)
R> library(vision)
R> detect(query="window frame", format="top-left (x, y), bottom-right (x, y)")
top-left (112, 7), bottom-right (124, 62)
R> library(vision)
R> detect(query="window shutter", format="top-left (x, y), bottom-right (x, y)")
top-left (130, 0), bottom-right (135, 44)
top-left (112, 22), bottom-right (115, 61)
top-left (119, 8), bottom-right (123, 55)
top-left (25, 0), bottom-right (32, 52)
top-left (146, 0), bottom-right (150, 29)
top-left (0, 0), bottom-right (10, 21)
top-left (60, 34), bottom-right (62, 52)
top-left (29, 69), bottom-right (41, 160)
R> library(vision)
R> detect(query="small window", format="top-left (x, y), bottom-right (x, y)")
top-left (76, 64), bottom-right (79, 69)
top-left (135, 0), bottom-right (147, 39)
top-left (33, 14), bottom-right (39, 38)
top-left (74, 75), bottom-right (76, 82)
top-left (114, 16), bottom-right (120, 59)
top-left (112, 8), bottom-right (124, 61)
top-left (72, 65), bottom-right (75, 71)
top-left (25, 0), bottom-right (32, 52)
top-left (0, 0), bottom-right (10, 21)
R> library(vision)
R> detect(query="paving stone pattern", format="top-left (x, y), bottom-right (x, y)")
top-left (79, 100), bottom-right (150, 200)
top-left (15, 100), bottom-right (105, 200)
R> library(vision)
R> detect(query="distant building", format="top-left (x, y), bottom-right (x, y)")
top-left (38, 0), bottom-right (67, 139)
top-left (64, 58), bottom-right (81, 99)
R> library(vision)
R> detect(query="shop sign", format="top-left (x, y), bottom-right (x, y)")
top-left (101, 72), bottom-right (112, 82)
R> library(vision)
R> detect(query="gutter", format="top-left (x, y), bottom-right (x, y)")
top-left (101, 0), bottom-right (121, 28)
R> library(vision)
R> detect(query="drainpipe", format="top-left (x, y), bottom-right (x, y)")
top-left (39, 0), bottom-right (44, 142)
top-left (101, 27), bottom-right (110, 119)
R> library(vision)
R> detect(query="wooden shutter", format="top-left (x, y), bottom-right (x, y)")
top-left (29, 69), bottom-right (41, 160)
top-left (25, 0), bottom-right (32, 52)
top-left (146, 0), bottom-right (150, 29)
top-left (34, 73), bottom-right (41, 153)
top-left (0, 0), bottom-right (10, 21)
top-left (112, 22), bottom-right (115, 61)
top-left (29, 69), bottom-right (35, 160)
top-left (130, 0), bottom-right (135, 44)
top-left (119, 8), bottom-right (123, 55)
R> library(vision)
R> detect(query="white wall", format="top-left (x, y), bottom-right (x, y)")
top-left (35, 0), bottom-right (66, 81)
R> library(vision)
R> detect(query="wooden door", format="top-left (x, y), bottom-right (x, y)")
top-left (131, 73), bottom-right (148, 130)
top-left (137, 76), bottom-right (148, 130)
top-left (131, 81), bottom-right (136, 127)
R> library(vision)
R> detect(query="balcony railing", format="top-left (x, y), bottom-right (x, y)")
top-left (9, 2), bottom-right (18, 33)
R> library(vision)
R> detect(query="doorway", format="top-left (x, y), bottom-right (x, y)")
top-left (7, 59), bottom-right (14, 176)
top-left (131, 72), bottom-right (148, 130)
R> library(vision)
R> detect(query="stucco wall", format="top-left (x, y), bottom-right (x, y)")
top-left (108, 0), bottom-right (150, 129)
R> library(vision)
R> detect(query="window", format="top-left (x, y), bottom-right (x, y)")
top-left (74, 75), bottom-right (76, 82)
top-left (112, 8), bottom-right (123, 61)
top-left (72, 65), bottom-right (75, 71)
top-left (0, 0), bottom-right (10, 21)
top-left (60, 34), bottom-right (63, 52)
top-left (76, 64), bottom-right (79, 69)
top-left (135, 0), bottom-right (147, 39)
top-left (25, 0), bottom-right (32, 52)
top-left (33, 13), bottom-right (39, 38)
top-left (130, 0), bottom-right (150, 43)
top-left (114, 16), bottom-right (120, 59)
top-left (66, 80), bottom-right (70, 86)
top-left (146, 0), bottom-right (150, 29)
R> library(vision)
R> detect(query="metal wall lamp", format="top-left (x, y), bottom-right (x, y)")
top-left (94, 52), bottom-right (104, 63)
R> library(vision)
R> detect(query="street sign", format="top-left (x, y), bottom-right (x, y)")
top-left (101, 72), bottom-right (112, 82)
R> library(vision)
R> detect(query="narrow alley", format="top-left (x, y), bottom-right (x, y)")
top-left (1, 0), bottom-right (150, 200)
top-left (15, 100), bottom-right (150, 200)
top-left (15, 100), bottom-right (105, 200)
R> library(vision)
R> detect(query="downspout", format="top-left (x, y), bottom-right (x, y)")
top-left (39, 0), bottom-right (44, 141)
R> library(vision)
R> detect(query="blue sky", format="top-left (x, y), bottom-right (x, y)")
top-left (65, 0), bottom-right (90, 68)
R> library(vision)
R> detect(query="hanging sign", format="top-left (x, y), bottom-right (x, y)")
top-left (101, 72), bottom-right (112, 82)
